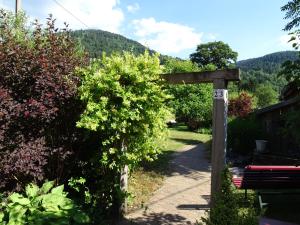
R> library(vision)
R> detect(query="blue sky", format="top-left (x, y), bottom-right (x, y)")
top-left (0, 0), bottom-right (294, 60)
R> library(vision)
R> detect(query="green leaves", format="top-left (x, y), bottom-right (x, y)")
top-left (76, 51), bottom-right (170, 170)
top-left (190, 41), bottom-right (238, 69)
top-left (1, 181), bottom-right (89, 225)
top-left (25, 184), bottom-right (39, 199)
top-left (9, 193), bottom-right (30, 206)
top-left (40, 181), bottom-right (55, 194)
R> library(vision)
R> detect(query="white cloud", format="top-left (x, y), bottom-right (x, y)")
top-left (279, 34), bottom-right (297, 48)
top-left (127, 3), bottom-right (139, 13)
top-left (132, 17), bottom-right (202, 54)
top-left (47, 0), bottom-right (124, 33)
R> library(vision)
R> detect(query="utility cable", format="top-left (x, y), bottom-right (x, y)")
top-left (52, 0), bottom-right (89, 28)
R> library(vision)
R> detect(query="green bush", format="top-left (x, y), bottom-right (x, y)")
top-left (76, 51), bottom-right (171, 215)
top-left (0, 181), bottom-right (89, 225)
top-left (197, 127), bottom-right (212, 135)
top-left (76, 51), bottom-right (170, 171)
top-left (199, 168), bottom-right (258, 225)
top-left (168, 83), bottom-right (213, 130)
top-left (227, 116), bottom-right (264, 154)
top-left (163, 58), bottom-right (214, 131)
top-left (254, 84), bottom-right (278, 108)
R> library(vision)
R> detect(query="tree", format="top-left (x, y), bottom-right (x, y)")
top-left (281, 0), bottom-right (300, 31)
top-left (190, 41), bottom-right (238, 69)
top-left (163, 57), bottom-right (201, 73)
top-left (254, 84), bottom-right (278, 108)
top-left (163, 58), bottom-right (213, 130)
top-left (280, 0), bottom-right (300, 87)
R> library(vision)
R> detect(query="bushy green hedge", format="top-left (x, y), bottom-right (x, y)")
top-left (227, 116), bottom-right (264, 154)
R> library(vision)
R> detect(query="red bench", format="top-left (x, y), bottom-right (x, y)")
top-left (232, 165), bottom-right (300, 208)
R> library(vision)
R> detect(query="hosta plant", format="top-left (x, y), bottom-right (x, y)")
top-left (0, 181), bottom-right (89, 225)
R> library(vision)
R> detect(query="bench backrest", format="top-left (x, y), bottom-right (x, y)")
top-left (239, 165), bottom-right (300, 189)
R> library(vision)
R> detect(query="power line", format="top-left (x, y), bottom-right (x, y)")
top-left (52, 0), bottom-right (89, 28)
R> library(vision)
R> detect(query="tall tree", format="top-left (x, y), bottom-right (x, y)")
top-left (280, 0), bottom-right (300, 87)
top-left (190, 41), bottom-right (238, 69)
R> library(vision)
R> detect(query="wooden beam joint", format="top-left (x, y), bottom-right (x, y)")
top-left (161, 68), bottom-right (240, 84)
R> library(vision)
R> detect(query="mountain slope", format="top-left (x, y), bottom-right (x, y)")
top-left (70, 29), bottom-right (154, 58)
top-left (237, 51), bottom-right (299, 73)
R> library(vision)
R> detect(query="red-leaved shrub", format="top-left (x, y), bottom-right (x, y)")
top-left (0, 10), bottom-right (87, 191)
top-left (228, 92), bottom-right (253, 118)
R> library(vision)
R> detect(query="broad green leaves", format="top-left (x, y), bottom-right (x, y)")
top-left (76, 52), bottom-right (170, 170)
top-left (0, 181), bottom-right (90, 225)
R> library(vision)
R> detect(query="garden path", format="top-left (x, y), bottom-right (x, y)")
top-left (119, 143), bottom-right (211, 225)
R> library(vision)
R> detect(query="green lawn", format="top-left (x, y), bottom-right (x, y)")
top-left (127, 125), bottom-right (212, 212)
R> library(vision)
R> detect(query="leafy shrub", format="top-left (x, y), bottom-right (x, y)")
top-left (197, 127), bottom-right (212, 135)
top-left (163, 58), bottom-right (214, 131)
top-left (199, 168), bottom-right (258, 225)
top-left (0, 181), bottom-right (89, 225)
top-left (162, 57), bottom-right (200, 73)
top-left (168, 84), bottom-right (213, 130)
top-left (0, 10), bottom-right (87, 191)
top-left (254, 84), bottom-right (278, 108)
top-left (228, 92), bottom-right (253, 118)
top-left (77, 51), bottom-right (170, 170)
top-left (227, 116), bottom-right (264, 154)
top-left (76, 51), bottom-right (170, 213)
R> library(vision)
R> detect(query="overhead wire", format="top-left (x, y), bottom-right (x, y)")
top-left (52, 0), bottom-right (89, 28)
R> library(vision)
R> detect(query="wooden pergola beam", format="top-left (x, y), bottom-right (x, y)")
top-left (161, 68), bottom-right (240, 84)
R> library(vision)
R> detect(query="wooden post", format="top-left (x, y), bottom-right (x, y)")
top-left (120, 164), bottom-right (128, 214)
top-left (15, 0), bottom-right (21, 14)
top-left (119, 139), bottom-right (128, 215)
top-left (210, 79), bottom-right (228, 207)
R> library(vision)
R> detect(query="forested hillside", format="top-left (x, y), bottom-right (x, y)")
top-left (237, 51), bottom-right (298, 73)
top-left (236, 51), bottom-right (299, 94)
top-left (70, 29), bottom-right (296, 95)
top-left (70, 29), bottom-right (154, 58)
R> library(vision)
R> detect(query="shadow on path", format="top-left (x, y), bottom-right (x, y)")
top-left (119, 143), bottom-right (211, 225)
top-left (119, 212), bottom-right (192, 225)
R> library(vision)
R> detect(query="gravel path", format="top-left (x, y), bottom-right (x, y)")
top-left (119, 144), bottom-right (211, 225)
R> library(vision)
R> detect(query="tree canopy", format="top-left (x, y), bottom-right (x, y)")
top-left (280, 0), bottom-right (300, 87)
top-left (281, 0), bottom-right (300, 31)
top-left (190, 41), bottom-right (238, 69)
top-left (163, 58), bottom-right (213, 130)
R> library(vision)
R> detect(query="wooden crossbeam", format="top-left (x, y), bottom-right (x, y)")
top-left (161, 68), bottom-right (240, 84)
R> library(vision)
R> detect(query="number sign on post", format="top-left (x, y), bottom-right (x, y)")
top-left (213, 89), bottom-right (228, 102)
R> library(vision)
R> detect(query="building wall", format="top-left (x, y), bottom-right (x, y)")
top-left (257, 101), bottom-right (300, 157)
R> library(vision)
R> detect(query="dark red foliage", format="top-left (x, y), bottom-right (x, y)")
top-left (0, 11), bottom-right (88, 191)
top-left (228, 92), bottom-right (253, 118)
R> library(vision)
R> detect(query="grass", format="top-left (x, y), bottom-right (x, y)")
top-left (127, 125), bottom-right (212, 212)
